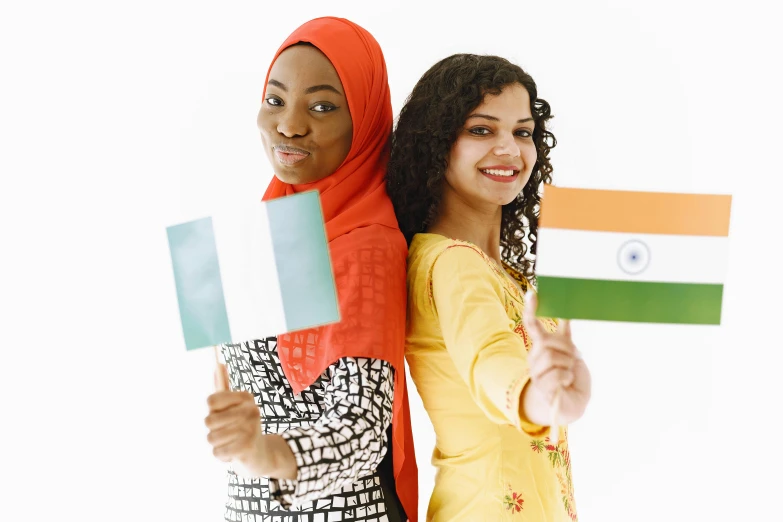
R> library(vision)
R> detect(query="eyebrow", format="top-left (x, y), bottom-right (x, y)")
top-left (467, 113), bottom-right (534, 124)
top-left (267, 79), bottom-right (343, 96)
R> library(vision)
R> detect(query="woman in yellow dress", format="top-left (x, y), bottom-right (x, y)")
top-left (386, 54), bottom-right (593, 521)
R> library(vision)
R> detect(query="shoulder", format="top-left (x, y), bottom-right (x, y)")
top-left (328, 225), bottom-right (408, 273)
top-left (408, 234), bottom-right (499, 298)
top-left (502, 263), bottom-right (532, 293)
top-left (331, 225), bottom-right (407, 258)
top-left (409, 233), bottom-right (493, 275)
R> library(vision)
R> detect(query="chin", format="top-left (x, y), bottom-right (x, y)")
top-left (496, 193), bottom-right (522, 206)
top-left (273, 169), bottom-right (329, 186)
top-left (272, 172), bottom-right (298, 185)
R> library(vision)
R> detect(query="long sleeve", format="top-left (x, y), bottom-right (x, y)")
top-left (267, 356), bottom-right (395, 509)
top-left (430, 244), bottom-right (547, 436)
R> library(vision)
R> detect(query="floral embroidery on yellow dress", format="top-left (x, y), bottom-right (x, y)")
top-left (503, 484), bottom-right (525, 514)
top-left (529, 436), bottom-right (578, 520)
top-left (506, 261), bottom-right (576, 519)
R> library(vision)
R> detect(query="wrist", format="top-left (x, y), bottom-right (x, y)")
top-left (232, 433), bottom-right (273, 478)
top-left (256, 434), bottom-right (298, 480)
top-left (520, 380), bottom-right (548, 426)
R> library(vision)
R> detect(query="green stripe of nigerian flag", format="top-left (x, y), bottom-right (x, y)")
top-left (536, 276), bottom-right (724, 325)
top-left (267, 191), bottom-right (339, 332)
top-left (166, 217), bottom-right (232, 349)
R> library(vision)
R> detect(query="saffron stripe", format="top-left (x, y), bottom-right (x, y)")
top-left (539, 185), bottom-right (732, 236)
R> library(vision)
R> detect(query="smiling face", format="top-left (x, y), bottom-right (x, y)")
top-left (257, 44), bottom-right (354, 185)
top-left (443, 83), bottom-right (538, 209)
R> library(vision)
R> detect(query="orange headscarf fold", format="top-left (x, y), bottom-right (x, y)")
top-left (261, 17), bottom-right (418, 521)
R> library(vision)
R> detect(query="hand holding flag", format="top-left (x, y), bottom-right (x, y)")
top-left (204, 359), bottom-right (269, 477)
top-left (522, 291), bottom-right (591, 442)
top-left (204, 351), bottom-right (297, 480)
top-left (167, 192), bottom-right (337, 480)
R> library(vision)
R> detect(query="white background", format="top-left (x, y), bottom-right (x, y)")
top-left (1, 1), bottom-right (782, 520)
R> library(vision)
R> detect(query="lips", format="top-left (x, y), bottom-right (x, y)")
top-left (274, 145), bottom-right (310, 166)
top-left (479, 165), bottom-right (520, 183)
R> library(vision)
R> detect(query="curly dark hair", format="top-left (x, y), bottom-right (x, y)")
top-left (386, 54), bottom-right (556, 280)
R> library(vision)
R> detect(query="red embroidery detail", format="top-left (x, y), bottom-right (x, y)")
top-left (503, 484), bottom-right (524, 513)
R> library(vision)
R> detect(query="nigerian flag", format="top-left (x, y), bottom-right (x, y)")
top-left (166, 191), bottom-right (340, 350)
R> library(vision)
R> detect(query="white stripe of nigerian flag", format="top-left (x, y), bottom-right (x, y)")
top-left (211, 201), bottom-right (287, 344)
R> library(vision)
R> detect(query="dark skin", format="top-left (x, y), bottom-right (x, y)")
top-left (257, 44), bottom-right (353, 185)
top-left (205, 361), bottom-right (298, 480)
top-left (205, 44), bottom-right (355, 481)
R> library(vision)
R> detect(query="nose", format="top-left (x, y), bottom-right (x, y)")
top-left (492, 131), bottom-right (521, 158)
top-left (276, 108), bottom-right (308, 138)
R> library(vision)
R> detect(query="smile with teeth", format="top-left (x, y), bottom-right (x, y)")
top-left (480, 168), bottom-right (518, 177)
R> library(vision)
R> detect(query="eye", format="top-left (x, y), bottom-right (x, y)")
top-left (265, 96), bottom-right (283, 107)
top-left (468, 127), bottom-right (491, 136)
top-left (515, 129), bottom-right (534, 138)
top-left (311, 103), bottom-right (337, 113)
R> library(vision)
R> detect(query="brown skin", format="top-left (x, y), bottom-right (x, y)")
top-left (257, 44), bottom-right (353, 185)
top-left (205, 365), bottom-right (297, 480)
top-left (427, 84), bottom-right (591, 428)
top-left (204, 44), bottom-right (355, 481)
top-left (521, 293), bottom-right (591, 426)
top-left (427, 84), bottom-right (537, 263)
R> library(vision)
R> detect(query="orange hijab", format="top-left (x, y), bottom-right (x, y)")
top-left (261, 17), bottom-right (418, 520)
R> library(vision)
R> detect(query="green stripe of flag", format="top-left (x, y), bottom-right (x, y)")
top-left (536, 276), bottom-right (724, 325)
top-left (167, 217), bottom-right (232, 349)
top-left (267, 191), bottom-right (340, 332)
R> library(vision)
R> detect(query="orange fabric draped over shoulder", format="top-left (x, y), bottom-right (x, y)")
top-left (261, 17), bottom-right (418, 521)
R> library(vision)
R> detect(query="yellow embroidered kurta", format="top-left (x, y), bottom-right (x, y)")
top-left (406, 233), bottom-right (577, 521)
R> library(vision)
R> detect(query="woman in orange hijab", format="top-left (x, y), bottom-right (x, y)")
top-left (202, 17), bottom-right (418, 522)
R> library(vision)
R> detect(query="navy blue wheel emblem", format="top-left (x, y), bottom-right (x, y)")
top-left (617, 239), bottom-right (650, 275)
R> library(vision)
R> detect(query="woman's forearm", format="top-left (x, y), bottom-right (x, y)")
top-left (520, 381), bottom-right (554, 426)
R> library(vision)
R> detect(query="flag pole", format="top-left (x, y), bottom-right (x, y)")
top-left (550, 386), bottom-right (561, 445)
top-left (549, 315), bottom-right (565, 446)
top-left (214, 345), bottom-right (228, 392)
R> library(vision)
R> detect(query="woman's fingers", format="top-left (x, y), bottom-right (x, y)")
top-left (207, 390), bottom-right (254, 412)
top-left (205, 395), bottom-right (259, 431)
top-left (532, 368), bottom-right (574, 399)
top-left (557, 319), bottom-right (572, 338)
top-left (529, 348), bottom-right (577, 380)
top-left (207, 424), bottom-right (247, 448)
top-left (212, 433), bottom-right (256, 462)
top-left (529, 335), bottom-right (577, 361)
top-left (522, 291), bottom-right (545, 337)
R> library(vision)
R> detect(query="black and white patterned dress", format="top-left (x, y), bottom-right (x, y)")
top-left (220, 337), bottom-right (407, 522)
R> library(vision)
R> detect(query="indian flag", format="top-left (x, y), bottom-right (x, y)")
top-left (166, 191), bottom-right (340, 350)
top-left (535, 185), bottom-right (732, 325)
